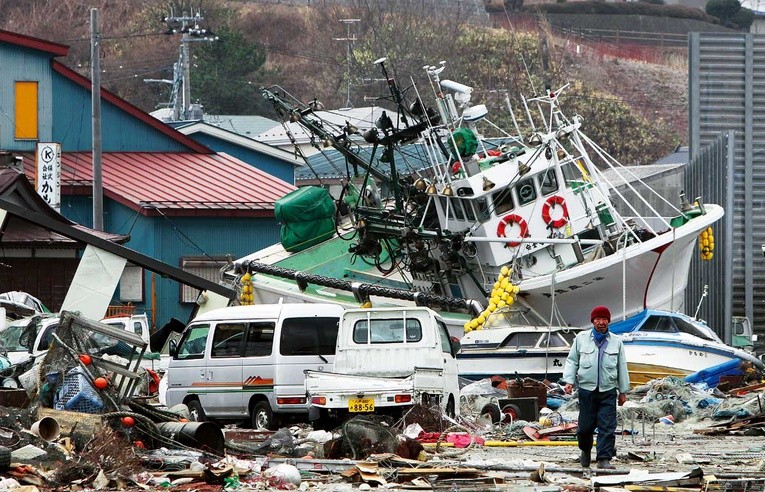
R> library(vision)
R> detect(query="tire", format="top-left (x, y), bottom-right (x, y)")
top-left (251, 401), bottom-right (275, 431)
top-left (187, 400), bottom-right (206, 422)
top-left (480, 404), bottom-right (501, 424)
top-left (501, 403), bottom-right (521, 423)
top-left (0, 446), bottom-right (9, 472)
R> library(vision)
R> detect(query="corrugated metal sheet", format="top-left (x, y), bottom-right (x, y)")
top-left (689, 32), bottom-right (765, 344)
top-left (0, 43), bottom-right (54, 151)
top-left (21, 151), bottom-right (295, 215)
top-left (685, 132), bottom-right (733, 341)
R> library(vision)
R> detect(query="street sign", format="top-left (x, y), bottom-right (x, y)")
top-left (36, 142), bottom-right (61, 212)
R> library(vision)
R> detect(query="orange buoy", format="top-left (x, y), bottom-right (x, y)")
top-left (121, 416), bottom-right (135, 427)
top-left (133, 440), bottom-right (145, 448)
top-left (79, 354), bottom-right (92, 365)
top-left (94, 377), bottom-right (108, 390)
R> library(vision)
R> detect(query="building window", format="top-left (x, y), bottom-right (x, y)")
top-left (180, 257), bottom-right (227, 303)
top-left (119, 264), bottom-right (144, 302)
top-left (15, 81), bottom-right (38, 140)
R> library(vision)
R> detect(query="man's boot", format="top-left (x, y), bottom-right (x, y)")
top-left (579, 451), bottom-right (591, 468)
top-left (597, 459), bottom-right (615, 469)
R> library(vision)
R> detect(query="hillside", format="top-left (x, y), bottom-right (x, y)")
top-left (0, 0), bottom-right (695, 164)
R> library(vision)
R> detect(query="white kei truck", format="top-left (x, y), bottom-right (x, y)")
top-left (163, 303), bottom-right (343, 430)
top-left (305, 307), bottom-right (461, 427)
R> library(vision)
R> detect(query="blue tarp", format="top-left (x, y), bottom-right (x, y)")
top-left (683, 359), bottom-right (744, 388)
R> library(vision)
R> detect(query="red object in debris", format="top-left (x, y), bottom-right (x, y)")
top-left (146, 369), bottom-right (160, 395)
top-left (79, 354), bottom-right (92, 365)
top-left (121, 416), bottom-right (135, 427)
top-left (179, 418), bottom-right (189, 423)
top-left (94, 377), bottom-right (108, 390)
top-left (133, 440), bottom-right (145, 448)
top-left (446, 433), bottom-right (485, 448)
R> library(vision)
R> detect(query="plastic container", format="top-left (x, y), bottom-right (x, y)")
top-left (54, 368), bottom-right (103, 414)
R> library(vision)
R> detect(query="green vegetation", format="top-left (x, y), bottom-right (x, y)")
top-left (190, 28), bottom-right (268, 115)
top-left (705, 0), bottom-right (754, 28)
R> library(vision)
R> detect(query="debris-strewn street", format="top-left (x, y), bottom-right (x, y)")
top-left (2, 328), bottom-right (765, 492)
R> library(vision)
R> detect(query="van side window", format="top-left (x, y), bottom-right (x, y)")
top-left (280, 317), bottom-right (339, 356)
top-left (176, 324), bottom-right (210, 359)
top-left (133, 321), bottom-right (143, 337)
top-left (353, 318), bottom-right (422, 344)
top-left (243, 322), bottom-right (275, 357)
top-left (211, 323), bottom-right (246, 358)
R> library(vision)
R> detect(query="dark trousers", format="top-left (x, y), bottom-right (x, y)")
top-left (577, 388), bottom-right (617, 461)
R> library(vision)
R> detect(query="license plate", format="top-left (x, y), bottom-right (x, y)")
top-left (348, 397), bottom-right (374, 412)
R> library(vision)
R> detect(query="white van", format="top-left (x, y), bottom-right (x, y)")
top-left (164, 303), bottom-right (343, 430)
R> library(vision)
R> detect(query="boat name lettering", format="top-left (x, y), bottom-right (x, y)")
top-left (540, 277), bottom-right (605, 298)
top-left (552, 359), bottom-right (563, 367)
top-left (688, 350), bottom-right (708, 357)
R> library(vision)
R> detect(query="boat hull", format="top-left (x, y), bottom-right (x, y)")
top-left (622, 338), bottom-right (754, 387)
top-left (457, 350), bottom-right (569, 382)
top-left (515, 205), bottom-right (723, 327)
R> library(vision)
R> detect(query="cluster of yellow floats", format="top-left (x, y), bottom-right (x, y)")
top-left (464, 265), bottom-right (520, 333)
top-left (239, 272), bottom-right (255, 305)
top-left (699, 226), bottom-right (715, 261)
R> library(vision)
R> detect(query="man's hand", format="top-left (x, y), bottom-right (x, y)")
top-left (563, 383), bottom-right (573, 394)
top-left (618, 393), bottom-right (627, 406)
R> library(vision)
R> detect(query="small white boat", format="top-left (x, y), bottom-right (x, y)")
top-left (457, 307), bottom-right (582, 381)
top-left (610, 310), bottom-right (764, 387)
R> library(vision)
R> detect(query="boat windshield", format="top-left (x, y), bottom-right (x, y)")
top-left (639, 315), bottom-right (721, 342)
top-left (674, 317), bottom-right (721, 343)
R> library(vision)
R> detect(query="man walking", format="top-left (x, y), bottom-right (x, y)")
top-left (562, 305), bottom-right (630, 469)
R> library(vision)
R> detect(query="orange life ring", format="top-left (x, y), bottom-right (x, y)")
top-left (542, 195), bottom-right (569, 229)
top-left (496, 214), bottom-right (528, 248)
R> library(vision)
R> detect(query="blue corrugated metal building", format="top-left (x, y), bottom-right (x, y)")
top-left (0, 29), bottom-right (295, 329)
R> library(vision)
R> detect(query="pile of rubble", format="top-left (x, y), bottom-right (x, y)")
top-left (1, 317), bottom-right (765, 490)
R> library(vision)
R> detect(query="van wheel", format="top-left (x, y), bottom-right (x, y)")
top-left (187, 400), bottom-right (206, 422)
top-left (251, 401), bottom-right (274, 430)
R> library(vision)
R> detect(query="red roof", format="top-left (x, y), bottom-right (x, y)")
top-left (22, 152), bottom-right (296, 217)
top-left (0, 29), bottom-right (68, 57)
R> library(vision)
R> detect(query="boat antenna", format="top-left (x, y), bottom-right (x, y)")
top-left (374, 57), bottom-right (408, 126)
top-left (693, 284), bottom-right (709, 319)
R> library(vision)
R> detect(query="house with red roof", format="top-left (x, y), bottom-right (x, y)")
top-left (0, 29), bottom-right (295, 327)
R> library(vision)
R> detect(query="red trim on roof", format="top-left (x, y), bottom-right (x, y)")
top-left (0, 29), bottom-right (69, 57)
top-left (52, 61), bottom-right (213, 155)
top-left (21, 151), bottom-right (296, 218)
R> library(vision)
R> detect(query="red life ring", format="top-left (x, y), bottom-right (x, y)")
top-left (496, 214), bottom-right (528, 248)
top-left (542, 195), bottom-right (569, 229)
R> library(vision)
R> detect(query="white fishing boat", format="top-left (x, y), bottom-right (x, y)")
top-left (229, 59), bottom-right (723, 331)
top-left (610, 309), bottom-right (763, 387)
top-left (456, 307), bottom-right (581, 381)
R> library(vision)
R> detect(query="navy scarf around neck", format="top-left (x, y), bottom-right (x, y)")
top-left (592, 328), bottom-right (608, 344)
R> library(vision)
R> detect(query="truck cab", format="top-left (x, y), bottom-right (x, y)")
top-left (306, 307), bottom-right (460, 425)
top-left (731, 316), bottom-right (758, 353)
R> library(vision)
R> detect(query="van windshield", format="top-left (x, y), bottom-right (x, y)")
top-left (280, 317), bottom-right (339, 356)
top-left (176, 324), bottom-right (210, 359)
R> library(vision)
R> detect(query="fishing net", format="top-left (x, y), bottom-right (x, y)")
top-left (325, 415), bottom-right (401, 460)
top-left (35, 312), bottom-right (147, 413)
